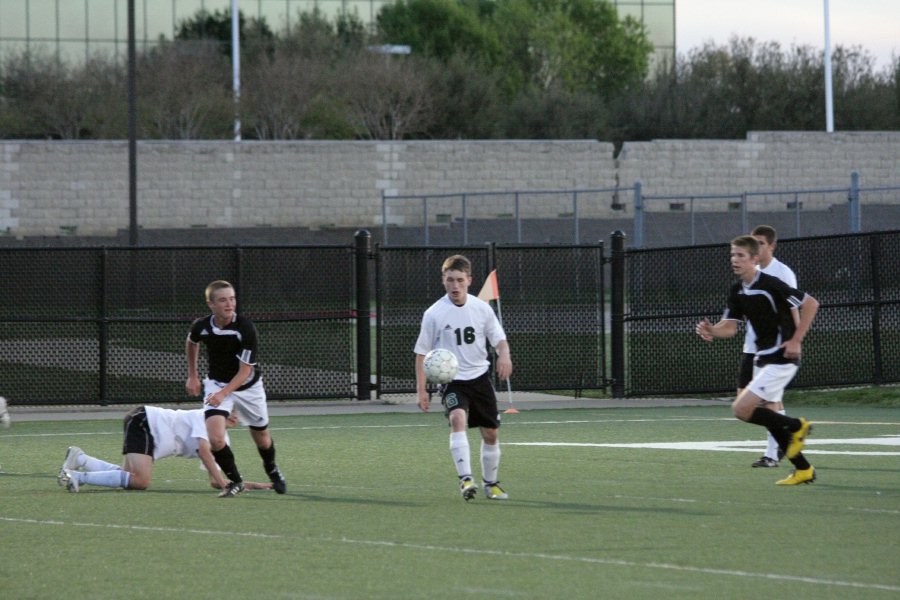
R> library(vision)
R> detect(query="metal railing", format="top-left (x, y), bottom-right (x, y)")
top-left (382, 187), bottom-right (622, 245)
top-left (382, 172), bottom-right (900, 248)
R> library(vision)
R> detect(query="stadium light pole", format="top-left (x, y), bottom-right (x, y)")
top-left (823, 0), bottom-right (834, 132)
top-left (127, 0), bottom-right (138, 245)
top-left (231, 0), bottom-right (241, 141)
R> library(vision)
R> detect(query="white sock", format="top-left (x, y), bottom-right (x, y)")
top-left (481, 441), bottom-right (501, 484)
top-left (78, 470), bottom-right (131, 489)
top-left (449, 431), bottom-right (471, 478)
top-left (81, 454), bottom-right (121, 472)
top-left (766, 410), bottom-right (786, 460)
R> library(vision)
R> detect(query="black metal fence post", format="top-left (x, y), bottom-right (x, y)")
top-left (871, 232), bottom-right (883, 384)
top-left (355, 230), bottom-right (372, 400)
top-left (610, 231), bottom-right (626, 398)
top-left (99, 248), bottom-right (109, 405)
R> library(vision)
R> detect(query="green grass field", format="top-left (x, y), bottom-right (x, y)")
top-left (1, 403), bottom-right (898, 599)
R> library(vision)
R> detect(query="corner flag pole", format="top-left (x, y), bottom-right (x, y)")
top-left (478, 270), bottom-right (518, 414)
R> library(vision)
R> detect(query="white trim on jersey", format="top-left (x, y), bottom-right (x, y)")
top-left (743, 257), bottom-right (799, 354)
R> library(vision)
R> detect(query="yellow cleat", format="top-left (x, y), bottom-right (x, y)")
top-left (776, 467), bottom-right (816, 485)
top-left (484, 481), bottom-right (508, 500)
top-left (459, 477), bottom-right (478, 501)
top-left (785, 418), bottom-right (812, 459)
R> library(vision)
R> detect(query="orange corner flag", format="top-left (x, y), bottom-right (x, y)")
top-left (477, 270), bottom-right (500, 302)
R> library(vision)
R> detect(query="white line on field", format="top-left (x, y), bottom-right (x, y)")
top-left (0, 516), bottom-right (898, 592)
top-left (506, 436), bottom-right (900, 456)
top-left (4, 416), bottom-right (897, 439)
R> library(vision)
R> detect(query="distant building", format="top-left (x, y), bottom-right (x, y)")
top-left (0, 0), bottom-right (674, 69)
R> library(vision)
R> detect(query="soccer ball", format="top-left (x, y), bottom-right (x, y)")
top-left (423, 349), bottom-right (459, 384)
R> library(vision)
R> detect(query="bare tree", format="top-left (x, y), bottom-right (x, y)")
top-left (242, 52), bottom-right (327, 139)
top-left (335, 52), bottom-right (435, 140)
top-left (138, 41), bottom-right (232, 139)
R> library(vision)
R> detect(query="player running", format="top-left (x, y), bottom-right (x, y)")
top-left (696, 235), bottom-right (819, 485)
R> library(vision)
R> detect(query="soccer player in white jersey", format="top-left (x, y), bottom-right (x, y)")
top-left (56, 406), bottom-right (273, 493)
top-left (742, 226), bottom-right (799, 468)
top-left (414, 255), bottom-right (513, 501)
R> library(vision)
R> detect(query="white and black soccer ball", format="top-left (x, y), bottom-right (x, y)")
top-left (423, 349), bottom-right (459, 384)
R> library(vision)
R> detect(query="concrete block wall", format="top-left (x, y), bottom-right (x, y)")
top-left (617, 131), bottom-right (900, 213)
top-left (0, 133), bottom-right (898, 237)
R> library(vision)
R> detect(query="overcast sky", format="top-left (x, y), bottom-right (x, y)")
top-left (676, 0), bottom-right (900, 71)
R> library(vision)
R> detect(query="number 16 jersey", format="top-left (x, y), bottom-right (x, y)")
top-left (414, 294), bottom-right (507, 381)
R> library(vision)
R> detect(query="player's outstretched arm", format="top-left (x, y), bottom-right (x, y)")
top-left (696, 318), bottom-right (737, 341)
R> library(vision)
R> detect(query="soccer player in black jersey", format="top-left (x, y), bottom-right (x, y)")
top-left (186, 280), bottom-right (286, 497)
top-left (696, 236), bottom-right (819, 485)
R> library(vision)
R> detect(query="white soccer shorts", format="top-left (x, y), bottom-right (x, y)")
top-left (203, 378), bottom-right (269, 428)
top-left (747, 363), bottom-right (798, 404)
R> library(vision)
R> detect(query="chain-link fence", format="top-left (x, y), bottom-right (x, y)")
top-left (2, 231), bottom-right (898, 405)
top-left (376, 244), bottom-right (607, 396)
top-left (0, 245), bottom-right (357, 405)
top-left (624, 230), bottom-right (900, 395)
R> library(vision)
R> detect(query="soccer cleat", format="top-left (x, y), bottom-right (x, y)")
top-left (776, 467), bottom-right (816, 485)
top-left (218, 480), bottom-right (245, 498)
top-left (751, 456), bottom-right (779, 468)
top-left (60, 469), bottom-right (80, 493)
top-left (58, 446), bottom-right (85, 485)
top-left (267, 466), bottom-right (287, 494)
top-left (785, 418), bottom-right (812, 459)
top-left (0, 396), bottom-right (10, 429)
top-left (483, 481), bottom-right (508, 500)
top-left (459, 476), bottom-right (478, 501)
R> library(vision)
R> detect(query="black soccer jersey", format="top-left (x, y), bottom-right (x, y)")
top-left (722, 271), bottom-right (807, 366)
top-left (188, 313), bottom-right (261, 390)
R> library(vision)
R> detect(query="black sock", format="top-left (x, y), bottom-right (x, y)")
top-left (747, 407), bottom-right (795, 454)
top-left (789, 453), bottom-right (812, 470)
top-left (258, 442), bottom-right (277, 473)
top-left (212, 445), bottom-right (243, 483)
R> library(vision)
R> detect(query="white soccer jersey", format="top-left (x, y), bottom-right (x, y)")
top-left (414, 294), bottom-right (507, 381)
top-left (144, 407), bottom-right (227, 461)
top-left (743, 257), bottom-right (799, 353)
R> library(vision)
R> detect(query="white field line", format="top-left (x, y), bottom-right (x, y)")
top-left (0, 516), bottom-right (898, 593)
top-left (506, 436), bottom-right (900, 456)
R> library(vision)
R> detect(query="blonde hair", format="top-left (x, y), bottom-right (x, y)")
top-left (205, 280), bottom-right (234, 302)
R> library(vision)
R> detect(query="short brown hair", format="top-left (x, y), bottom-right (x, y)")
top-left (731, 235), bottom-right (760, 256)
top-left (441, 255), bottom-right (471, 274)
top-left (205, 280), bottom-right (234, 302)
top-left (751, 225), bottom-right (777, 245)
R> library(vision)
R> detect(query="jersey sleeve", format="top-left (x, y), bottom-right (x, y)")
top-left (187, 317), bottom-right (205, 343)
top-left (482, 303), bottom-right (507, 347)
top-left (237, 320), bottom-right (259, 365)
top-left (413, 310), bottom-right (436, 355)
top-left (188, 410), bottom-right (209, 442)
top-left (772, 278), bottom-right (807, 309)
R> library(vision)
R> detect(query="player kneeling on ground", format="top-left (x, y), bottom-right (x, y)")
top-left (57, 406), bottom-right (272, 493)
